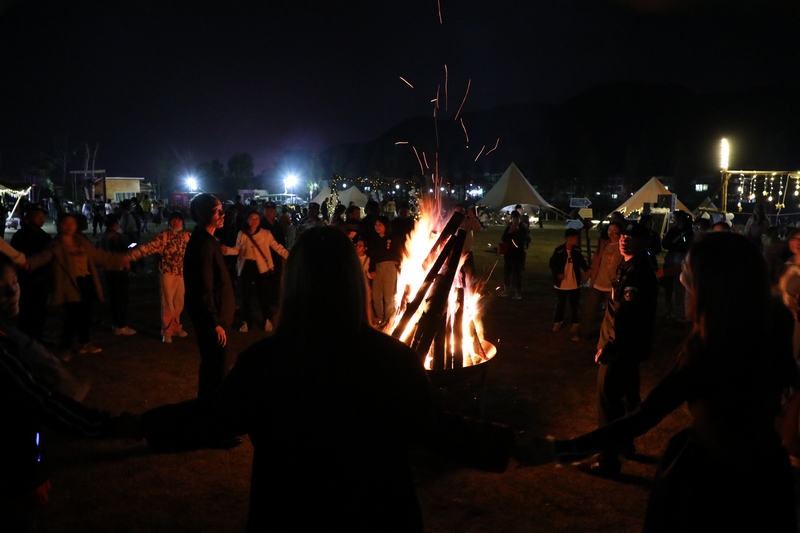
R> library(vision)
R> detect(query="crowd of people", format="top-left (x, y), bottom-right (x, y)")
top-left (3, 193), bottom-right (800, 531)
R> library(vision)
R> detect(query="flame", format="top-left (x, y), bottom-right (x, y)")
top-left (384, 195), bottom-right (495, 369)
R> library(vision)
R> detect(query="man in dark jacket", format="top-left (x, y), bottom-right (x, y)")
top-left (260, 201), bottom-right (286, 312)
top-left (184, 194), bottom-right (236, 402)
top-left (579, 222), bottom-right (658, 478)
top-left (10, 203), bottom-right (52, 342)
top-left (548, 228), bottom-right (590, 332)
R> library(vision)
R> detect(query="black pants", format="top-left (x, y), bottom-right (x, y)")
top-left (61, 275), bottom-right (95, 347)
top-left (597, 358), bottom-right (641, 463)
top-left (240, 260), bottom-right (272, 327)
top-left (17, 277), bottom-right (48, 342)
top-left (105, 270), bottom-right (129, 328)
top-left (553, 288), bottom-right (580, 323)
top-left (92, 214), bottom-right (104, 234)
top-left (189, 310), bottom-right (232, 399)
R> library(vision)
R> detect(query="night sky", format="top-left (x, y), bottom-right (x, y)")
top-left (2, 0), bottom-right (800, 176)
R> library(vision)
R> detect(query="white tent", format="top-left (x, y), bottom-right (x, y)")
top-left (614, 177), bottom-right (691, 216)
top-left (480, 163), bottom-right (551, 211)
top-left (312, 185), bottom-right (369, 208)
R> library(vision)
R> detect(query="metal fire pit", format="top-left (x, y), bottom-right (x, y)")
top-left (425, 341), bottom-right (496, 418)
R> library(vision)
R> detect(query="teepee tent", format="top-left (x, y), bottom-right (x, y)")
top-left (614, 177), bottom-right (691, 216)
top-left (312, 185), bottom-right (369, 208)
top-left (480, 163), bottom-right (551, 210)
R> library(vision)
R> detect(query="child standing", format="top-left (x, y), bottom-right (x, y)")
top-left (549, 228), bottom-right (589, 332)
top-left (130, 211), bottom-right (191, 343)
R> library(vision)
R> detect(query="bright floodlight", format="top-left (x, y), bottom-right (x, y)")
top-left (285, 174), bottom-right (298, 188)
top-left (720, 138), bottom-right (729, 170)
top-left (186, 177), bottom-right (198, 191)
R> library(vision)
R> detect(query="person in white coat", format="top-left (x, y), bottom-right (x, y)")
top-left (223, 209), bottom-right (289, 333)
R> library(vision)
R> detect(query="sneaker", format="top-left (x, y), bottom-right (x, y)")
top-left (264, 320), bottom-right (273, 333)
top-left (162, 335), bottom-right (172, 343)
top-left (498, 290), bottom-right (510, 297)
top-left (569, 323), bottom-right (579, 334)
top-left (239, 322), bottom-right (249, 333)
top-left (173, 330), bottom-right (188, 338)
top-left (114, 326), bottom-right (137, 336)
top-left (512, 293), bottom-right (522, 300)
top-left (78, 343), bottom-right (102, 355)
top-left (552, 322), bottom-right (562, 332)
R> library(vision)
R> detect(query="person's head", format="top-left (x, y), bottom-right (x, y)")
top-left (693, 217), bottom-right (712, 234)
top-left (75, 214), bottom-right (88, 232)
top-left (753, 203), bottom-right (767, 220)
top-left (510, 211), bottom-right (521, 224)
top-left (120, 199), bottom-right (132, 212)
top-left (619, 222), bottom-right (649, 260)
top-left (277, 227), bottom-right (367, 337)
top-left (788, 230), bottom-right (800, 257)
top-left (105, 213), bottom-right (120, 231)
top-left (712, 221), bottom-right (731, 232)
top-left (375, 216), bottom-right (391, 236)
top-left (57, 213), bottom-right (77, 236)
top-left (333, 204), bottom-right (346, 217)
top-left (454, 203), bottom-right (466, 214)
top-left (607, 221), bottom-right (622, 243)
top-left (189, 193), bottom-right (224, 230)
top-left (346, 205), bottom-right (361, 219)
top-left (264, 201), bottom-right (278, 220)
top-left (355, 238), bottom-right (367, 256)
top-left (308, 202), bottom-right (320, 217)
top-left (24, 204), bottom-right (46, 228)
top-left (609, 211), bottom-right (624, 225)
top-left (681, 232), bottom-right (769, 349)
top-left (515, 204), bottom-right (523, 212)
top-left (235, 195), bottom-right (242, 203)
top-left (143, 195), bottom-right (149, 200)
top-left (564, 228), bottom-right (580, 246)
top-left (168, 211), bottom-right (184, 231)
top-left (639, 214), bottom-right (654, 230)
top-left (246, 209), bottom-right (261, 230)
top-left (365, 200), bottom-right (380, 216)
top-left (0, 255), bottom-right (20, 319)
top-left (399, 202), bottom-right (410, 217)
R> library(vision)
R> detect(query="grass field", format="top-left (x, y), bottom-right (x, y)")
top-left (27, 221), bottom-right (692, 532)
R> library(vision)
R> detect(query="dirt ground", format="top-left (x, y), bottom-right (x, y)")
top-left (21, 220), bottom-right (692, 532)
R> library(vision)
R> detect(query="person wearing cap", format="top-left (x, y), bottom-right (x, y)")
top-left (296, 202), bottom-right (323, 240)
top-left (10, 203), bottom-right (52, 342)
top-left (129, 211), bottom-right (191, 343)
top-left (577, 222), bottom-right (658, 479)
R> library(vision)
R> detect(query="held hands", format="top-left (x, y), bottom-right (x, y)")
top-left (220, 245), bottom-right (227, 254)
top-left (215, 325), bottom-right (227, 347)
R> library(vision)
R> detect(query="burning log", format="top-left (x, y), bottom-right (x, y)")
top-left (391, 211), bottom-right (465, 339)
top-left (409, 229), bottom-right (467, 362)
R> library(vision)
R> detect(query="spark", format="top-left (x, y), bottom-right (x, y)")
top-left (399, 76), bottom-right (414, 88)
top-left (453, 79), bottom-right (471, 121)
top-left (444, 65), bottom-right (448, 110)
top-left (434, 84), bottom-right (440, 108)
top-left (485, 137), bottom-right (500, 155)
top-left (423, 152), bottom-right (430, 169)
top-left (412, 146), bottom-right (425, 175)
top-left (460, 118), bottom-right (469, 143)
top-left (395, 141), bottom-right (408, 145)
top-left (474, 145), bottom-right (486, 162)
top-left (437, 0), bottom-right (442, 24)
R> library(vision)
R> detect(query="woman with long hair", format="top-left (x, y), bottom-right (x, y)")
top-left (140, 226), bottom-right (514, 531)
top-left (525, 232), bottom-right (797, 531)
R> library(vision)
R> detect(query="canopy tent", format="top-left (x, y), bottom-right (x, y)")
top-left (479, 163), bottom-right (551, 211)
top-left (613, 177), bottom-right (691, 216)
top-left (312, 185), bottom-right (369, 208)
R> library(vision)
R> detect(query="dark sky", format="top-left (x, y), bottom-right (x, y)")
top-left (2, 0), bottom-right (800, 176)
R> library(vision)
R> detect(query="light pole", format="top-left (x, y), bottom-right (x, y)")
top-left (719, 138), bottom-right (731, 213)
